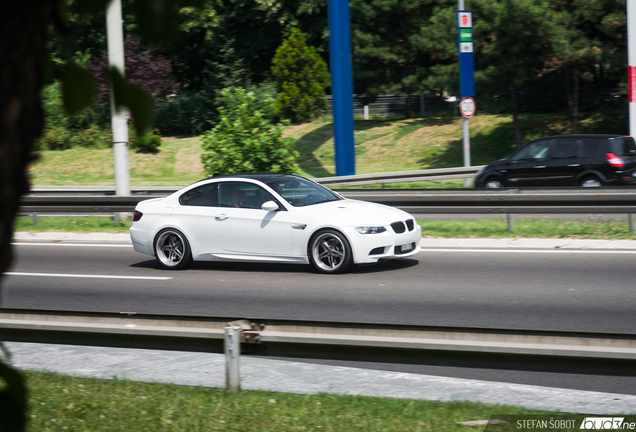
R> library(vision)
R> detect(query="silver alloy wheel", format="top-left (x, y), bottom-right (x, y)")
top-left (156, 230), bottom-right (187, 268)
top-left (485, 179), bottom-right (503, 188)
top-left (311, 232), bottom-right (347, 272)
top-left (581, 178), bottom-right (602, 187)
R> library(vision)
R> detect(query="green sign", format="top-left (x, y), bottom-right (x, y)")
top-left (460, 29), bottom-right (472, 42)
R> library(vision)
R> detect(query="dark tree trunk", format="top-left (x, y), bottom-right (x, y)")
top-left (404, 93), bottom-right (412, 118)
top-left (564, 67), bottom-right (579, 134)
top-left (509, 85), bottom-right (522, 148)
top-left (0, 2), bottom-right (58, 429)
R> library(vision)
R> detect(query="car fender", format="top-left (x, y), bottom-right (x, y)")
top-left (574, 169), bottom-right (608, 184)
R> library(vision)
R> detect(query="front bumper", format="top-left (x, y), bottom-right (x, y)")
top-left (345, 224), bottom-right (422, 264)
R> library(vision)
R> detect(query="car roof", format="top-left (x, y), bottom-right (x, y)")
top-left (192, 173), bottom-right (305, 185)
top-left (533, 134), bottom-right (627, 140)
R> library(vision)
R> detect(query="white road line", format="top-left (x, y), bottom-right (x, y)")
top-left (12, 243), bottom-right (132, 248)
top-left (4, 272), bottom-right (172, 281)
top-left (420, 248), bottom-right (636, 254)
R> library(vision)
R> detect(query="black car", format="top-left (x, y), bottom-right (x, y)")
top-left (474, 134), bottom-right (636, 188)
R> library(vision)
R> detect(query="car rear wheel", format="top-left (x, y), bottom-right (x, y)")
top-left (484, 178), bottom-right (504, 188)
top-left (309, 229), bottom-right (353, 274)
top-left (154, 228), bottom-right (192, 270)
top-left (580, 176), bottom-right (602, 187)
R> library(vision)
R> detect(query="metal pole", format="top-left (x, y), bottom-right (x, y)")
top-left (328, 0), bottom-right (356, 176)
top-left (628, 0), bottom-right (636, 137)
top-left (224, 326), bottom-right (240, 392)
top-left (630, 214), bottom-right (635, 233)
top-left (458, 0), bottom-right (472, 187)
top-left (106, 0), bottom-right (131, 198)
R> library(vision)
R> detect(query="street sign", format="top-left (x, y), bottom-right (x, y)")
top-left (457, 10), bottom-right (475, 97)
top-left (460, 97), bottom-right (476, 118)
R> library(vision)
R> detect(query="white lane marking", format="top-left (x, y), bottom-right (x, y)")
top-left (4, 272), bottom-right (172, 281)
top-left (420, 248), bottom-right (636, 254)
top-left (12, 243), bottom-right (132, 248)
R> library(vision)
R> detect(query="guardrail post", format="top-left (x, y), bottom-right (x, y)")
top-left (507, 214), bottom-right (514, 231)
top-left (113, 212), bottom-right (120, 225)
top-left (32, 213), bottom-right (39, 225)
top-left (630, 214), bottom-right (635, 233)
top-left (364, 105), bottom-right (369, 120)
top-left (224, 325), bottom-right (240, 392)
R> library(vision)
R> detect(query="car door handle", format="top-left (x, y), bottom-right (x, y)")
top-left (215, 214), bottom-right (228, 221)
top-left (567, 164), bottom-right (580, 167)
top-left (534, 166), bottom-right (546, 169)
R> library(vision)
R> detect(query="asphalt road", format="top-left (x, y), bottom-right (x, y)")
top-left (3, 243), bottom-right (636, 395)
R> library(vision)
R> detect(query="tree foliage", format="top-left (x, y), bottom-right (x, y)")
top-left (89, 34), bottom-right (177, 104)
top-left (271, 28), bottom-right (330, 123)
top-left (350, 0), bottom-right (443, 117)
top-left (201, 87), bottom-right (298, 175)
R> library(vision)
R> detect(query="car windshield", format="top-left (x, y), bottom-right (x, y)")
top-left (264, 177), bottom-right (342, 207)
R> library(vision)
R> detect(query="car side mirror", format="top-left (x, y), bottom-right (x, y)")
top-left (261, 201), bottom-right (279, 212)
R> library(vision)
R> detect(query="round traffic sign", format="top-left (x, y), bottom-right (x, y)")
top-left (460, 97), bottom-right (476, 118)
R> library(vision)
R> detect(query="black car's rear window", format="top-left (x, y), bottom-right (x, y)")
top-left (610, 137), bottom-right (636, 156)
top-left (580, 138), bottom-right (603, 158)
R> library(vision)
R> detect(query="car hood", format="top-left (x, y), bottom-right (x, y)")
top-left (291, 199), bottom-right (413, 225)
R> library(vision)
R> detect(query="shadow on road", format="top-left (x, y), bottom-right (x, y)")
top-left (129, 258), bottom-right (419, 274)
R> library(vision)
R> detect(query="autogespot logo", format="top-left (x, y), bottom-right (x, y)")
top-left (580, 418), bottom-right (627, 430)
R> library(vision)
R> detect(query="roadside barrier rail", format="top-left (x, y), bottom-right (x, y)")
top-left (19, 187), bottom-right (636, 230)
top-left (1, 308), bottom-right (635, 381)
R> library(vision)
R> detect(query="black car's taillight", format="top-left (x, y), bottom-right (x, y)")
top-left (133, 210), bottom-right (143, 222)
top-left (607, 153), bottom-right (625, 167)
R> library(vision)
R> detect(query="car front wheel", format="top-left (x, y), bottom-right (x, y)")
top-left (154, 228), bottom-right (192, 270)
top-left (484, 178), bottom-right (504, 188)
top-left (309, 229), bottom-right (353, 274)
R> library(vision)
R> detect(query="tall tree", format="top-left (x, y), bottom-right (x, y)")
top-left (546, 0), bottom-right (625, 133)
top-left (473, 0), bottom-right (560, 147)
top-left (271, 28), bottom-right (330, 123)
top-left (350, 0), bottom-right (441, 117)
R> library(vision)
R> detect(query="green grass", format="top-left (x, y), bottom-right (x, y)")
top-left (13, 215), bottom-right (636, 240)
top-left (28, 110), bottom-right (628, 186)
top-left (418, 218), bottom-right (636, 239)
top-left (25, 370), bottom-right (551, 432)
top-left (14, 216), bottom-right (132, 233)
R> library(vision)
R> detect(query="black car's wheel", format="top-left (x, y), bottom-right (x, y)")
top-left (309, 229), bottom-right (353, 274)
top-left (484, 178), bottom-right (504, 188)
top-left (154, 228), bottom-right (192, 270)
top-left (580, 176), bottom-right (602, 187)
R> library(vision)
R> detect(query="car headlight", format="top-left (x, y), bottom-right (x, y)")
top-left (354, 226), bottom-right (387, 234)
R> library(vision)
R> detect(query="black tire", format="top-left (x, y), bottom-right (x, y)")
top-left (580, 176), bottom-right (602, 187)
top-left (154, 228), bottom-right (192, 270)
top-left (484, 177), bottom-right (504, 188)
top-left (308, 229), bottom-right (353, 274)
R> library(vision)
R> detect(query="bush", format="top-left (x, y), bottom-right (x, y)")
top-left (130, 130), bottom-right (162, 153)
top-left (37, 127), bottom-right (111, 150)
top-left (201, 87), bottom-right (298, 175)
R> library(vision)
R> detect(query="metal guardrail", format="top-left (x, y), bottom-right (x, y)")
top-left (315, 166), bottom-right (485, 186)
top-left (1, 308), bottom-right (634, 375)
top-left (19, 189), bottom-right (636, 215)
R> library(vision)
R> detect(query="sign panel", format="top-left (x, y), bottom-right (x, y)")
top-left (460, 97), bottom-right (476, 118)
top-left (457, 10), bottom-right (475, 97)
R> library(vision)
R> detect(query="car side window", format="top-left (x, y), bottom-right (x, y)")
top-left (179, 183), bottom-right (218, 207)
top-left (580, 139), bottom-right (601, 158)
top-left (218, 182), bottom-right (276, 209)
top-left (510, 140), bottom-right (551, 162)
top-left (550, 139), bottom-right (579, 159)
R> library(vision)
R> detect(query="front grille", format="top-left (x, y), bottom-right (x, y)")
top-left (391, 221), bottom-right (406, 233)
top-left (405, 219), bottom-right (414, 231)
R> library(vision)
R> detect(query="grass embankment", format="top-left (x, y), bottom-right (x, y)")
top-left (28, 110), bottom-right (627, 186)
top-left (14, 215), bottom-right (636, 240)
top-left (26, 371), bottom-right (551, 432)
